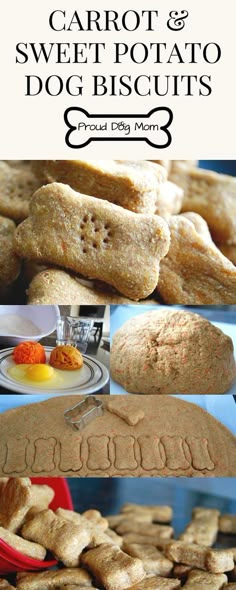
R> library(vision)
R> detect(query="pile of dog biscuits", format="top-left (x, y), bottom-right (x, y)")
top-left (0, 479), bottom-right (236, 588)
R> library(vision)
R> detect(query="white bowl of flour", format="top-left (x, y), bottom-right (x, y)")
top-left (0, 305), bottom-right (60, 346)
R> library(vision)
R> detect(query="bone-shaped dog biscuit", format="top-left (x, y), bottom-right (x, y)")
top-left (123, 542), bottom-right (173, 576)
top-left (15, 183), bottom-right (170, 300)
top-left (33, 160), bottom-right (167, 215)
top-left (0, 526), bottom-right (46, 560)
top-left (114, 512), bottom-right (154, 526)
top-left (22, 509), bottom-right (92, 566)
top-left (0, 161), bottom-right (40, 221)
top-left (82, 509), bottom-right (108, 530)
top-left (0, 477), bottom-right (32, 532)
top-left (182, 569), bottom-right (227, 589)
top-left (219, 515), bottom-right (236, 534)
top-left (80, 543), bottom-right (145, 590)
top-left (155, 181), bottom-right (183, 217)
top-left (165, 541), bottom-right (234, 573)
top-left (56, 508), bottom-right (108, 531)
top-left (56, 508), bottom-right (112, 547)
top-left (206, 549), bottom-right (235, 574)
top-left (30, 484), bottom-right (55, 510)
top-left (34, 160), bottom-right (184, 218)
top-left (179, 507), bottom-right (220, 546)
top-left (88, 529), bottom-right (117, 547)
top-left (107, 514), bottom-right (130, 529)
top-left (16, 569), bottom-right (92, 590)
top-left (158, 215), bottom-right (236, 304)
top-left (170, 163), bottom-right (236, 244)
top-left (116, 521), bottom-right (173, 539)
top-left (106, 528), bottom-right (123, 546)
top-left (122, 534), bottom-right (172, 547)
top-left (27, 269), bottom-right (142, 305)
top-left (126, 576), bottom-right (181, 590)
top-left (26, 268), bottom-right (159, 305)
top-left (55, 507), bottom-right (82, 525)
top-left (121, 505), bottom-right (173, 523)
top-left (0, 216), bottom-right (21, 295)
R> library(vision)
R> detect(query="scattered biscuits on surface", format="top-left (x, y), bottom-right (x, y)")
top-left (0, 481), bottom-right (235, 589)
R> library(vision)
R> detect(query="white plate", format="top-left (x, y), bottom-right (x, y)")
top-left (111, 321), bottom-right (236, 396)
top-left (0, 347), bottom-right (109, 395)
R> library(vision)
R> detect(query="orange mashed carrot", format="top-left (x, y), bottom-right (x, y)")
top-left (13, 341), bottom-right (46, 365)
top-left (49, 345), bottom-right (83, 371)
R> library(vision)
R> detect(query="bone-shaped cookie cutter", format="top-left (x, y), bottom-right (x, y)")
top-left (64, 395), bottom-right (104, 431)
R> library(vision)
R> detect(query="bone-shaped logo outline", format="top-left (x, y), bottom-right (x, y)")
top-left (64, 107), bottom-right (173, 149)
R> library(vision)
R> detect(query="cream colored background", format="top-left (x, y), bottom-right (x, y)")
top-left (0, 0), bottom-right (235, 158)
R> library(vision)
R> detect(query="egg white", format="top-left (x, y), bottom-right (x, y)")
top-left (7, 363), bottom-right (84, 390)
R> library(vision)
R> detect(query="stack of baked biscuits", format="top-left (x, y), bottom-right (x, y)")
top-left (1, 159), bottom-right (236, 304)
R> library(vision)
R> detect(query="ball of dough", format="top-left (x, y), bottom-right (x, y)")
top-left (111, 310), bottom-right (236, 394)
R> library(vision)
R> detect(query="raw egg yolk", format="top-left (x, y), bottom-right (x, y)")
top-left (26, 364), bottom-right (54, 382)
